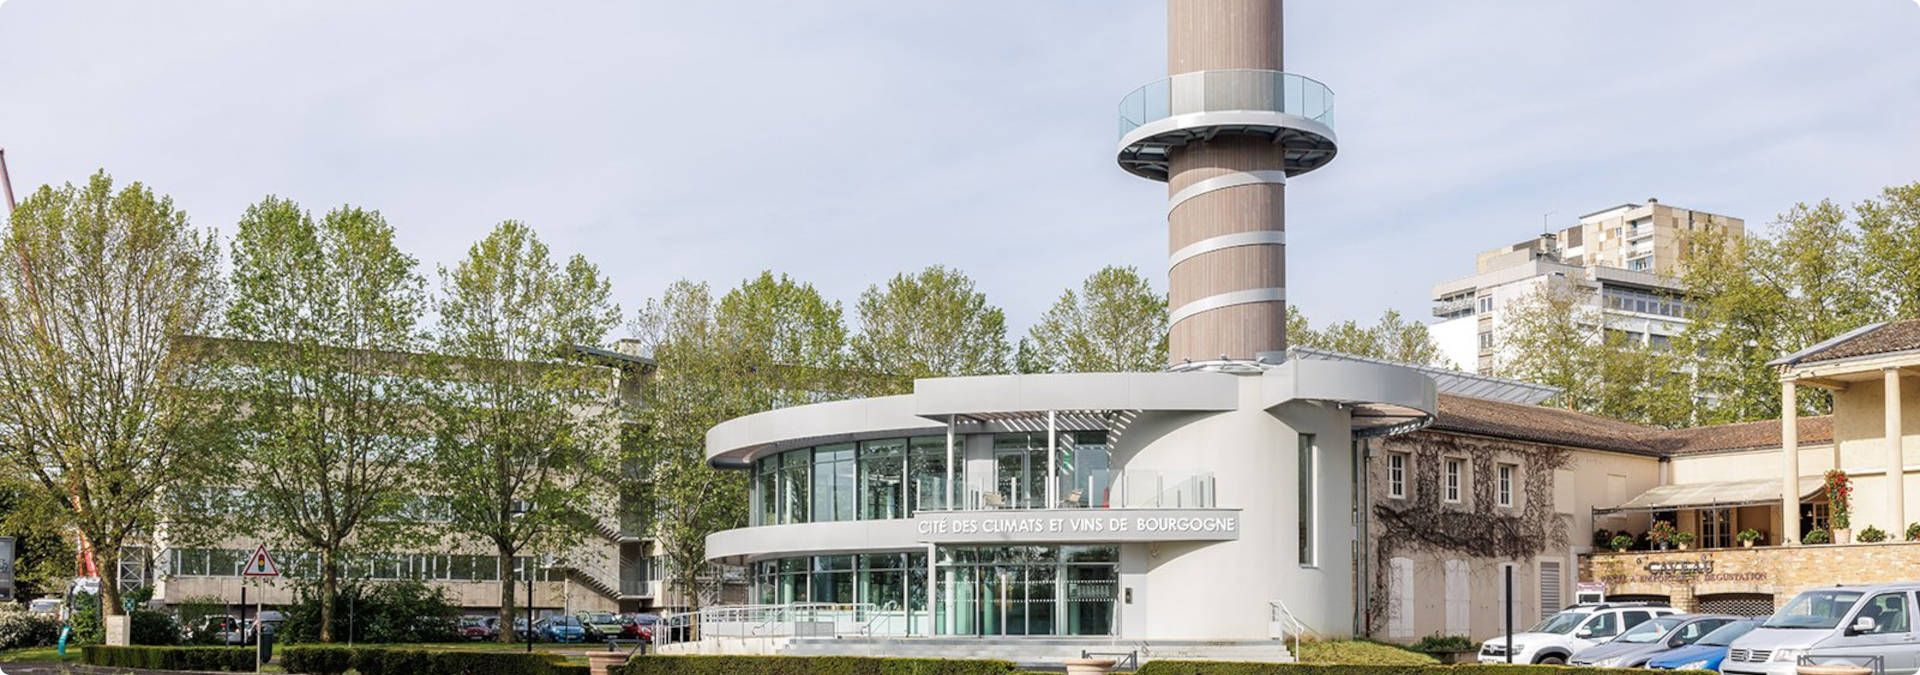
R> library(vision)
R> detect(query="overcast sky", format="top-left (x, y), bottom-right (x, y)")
top-left (1, 1), bottom-right (1916, 338)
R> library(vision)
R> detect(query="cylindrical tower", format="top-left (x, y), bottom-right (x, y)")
top-left (1118, 0), bottom-right (1337, 368)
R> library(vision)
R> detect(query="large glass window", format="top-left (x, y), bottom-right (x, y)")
top-left (908, 436), bottom-right (948, 514)
top-left (810, 555), bottom-right (855, 603)
top-left (935, 545), bottom-right (1115, 637)
top-left (1701, 508), bottom-right (1733, 549)
top-left (1298, 434), bottom-right (1316, 568)
top-left (992, 434), bottom-right (1050, 509)
top-left (1059, 431), bottom-right (1111, 509)
top-left (858, 439), bottom-right (906, 520)
top-left (812, 444), bottom-right (856, 523)
top-left (780, 450), bottom-right (811, 524)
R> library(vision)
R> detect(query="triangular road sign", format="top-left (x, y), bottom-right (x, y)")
top-left (242, 544), bottom-right (280, 577)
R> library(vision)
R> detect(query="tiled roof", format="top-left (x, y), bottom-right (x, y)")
top-left (1427, 394), bottom-right (1834, 457)
top-left (1793, 318), bottom-right (1920, 365)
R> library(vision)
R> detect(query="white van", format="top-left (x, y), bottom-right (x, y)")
top-left (1723, 584), bottom-right (1920, 675)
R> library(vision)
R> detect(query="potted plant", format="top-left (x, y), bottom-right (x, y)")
top-left (1736, 528), bottom-right (1761, 548)
top-left (1592, 528), bottom-right (1613, 549)
top-left (1826, 470), bottom-right (1854, 544)
top-left (1908, 522), bottom-right (1920, 542)
top-left (1859, 525), bottom-right (1888, 543)
top-left (1411, 634), bottom-right (1478, 664)
top-left (1804, 527), bottom-right (1832, 545)
top-left (1650, 520), bottom-right (1676, 550)
top-left (1673, 531), bottom-right (1697, 550)
top-left (1610, 534), bottom-right (1634, 553)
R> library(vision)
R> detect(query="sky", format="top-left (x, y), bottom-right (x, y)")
top-left (1, 1), bottom-right (1917, 338)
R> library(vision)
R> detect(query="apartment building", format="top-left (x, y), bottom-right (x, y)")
top-left (1430, 199), bottom-right (1744, 374)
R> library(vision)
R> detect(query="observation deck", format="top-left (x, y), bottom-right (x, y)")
top-left (1116, 69), bottom-right (1338, 181)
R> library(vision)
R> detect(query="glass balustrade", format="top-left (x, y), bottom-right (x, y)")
top-left (1118, 69), bottom-right (1335, 138)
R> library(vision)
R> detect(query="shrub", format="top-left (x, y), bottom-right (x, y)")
top-left (1805, 527), bottom-right (1833, 545)
top-left (1736, 528), bottom-right (1762, 544)
top-left (279, 578), bottom-right (461, 644)
top-left (1673, 531), bottom-right (1696, 545)
top-left (613, 655), bottom-right (1025, 675)
top-left (82, 645), bottom-right (254, 671)
top-left (1860, 525), bottom-right (1889, 543)
top-left (1407, 635), bottom-right (1474, 653)
top-left (1296, 640), bottom-right (1437, 665)
top-left (131, 608), bottom-right (182, 645)
top-left (1590, 528), bottom-right (1612, 548)
top-left (282, 645), bottom-right (356, 675)
top-left (1909, 522), bottom-right (1920, 542)
top-left (0, 606), bottom-right (60, 649)
top-left (68, 590), bottom-right (103, 645)
top-left (174, 594), bottom-right (230, 645)
top-left (1609, 534), bottom-right (1634, 551)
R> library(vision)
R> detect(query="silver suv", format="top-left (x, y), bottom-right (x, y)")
top-left (1479, 601), bottom-right (1677, 665)
top-left (1724, 584), bottom-right (1920, 675)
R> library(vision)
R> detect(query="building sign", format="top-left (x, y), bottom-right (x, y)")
top-left (1645, 559), bottom-right (1713, 575)
top-left (914, 509), bottom-right (1242, 544)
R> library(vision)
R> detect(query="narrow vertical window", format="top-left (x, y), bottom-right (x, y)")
top-left (1299, 433), bottom-right (1316, 567)
top-left (1444, 458), bottom-right (1463, 503)
top-left (1498, 464), bottom-right (1515, 507)
top-left (1387, 453), bottom-right (1407, 499)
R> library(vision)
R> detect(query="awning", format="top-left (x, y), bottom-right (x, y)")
top-left (1594, 477), bottom-right (1825, 514)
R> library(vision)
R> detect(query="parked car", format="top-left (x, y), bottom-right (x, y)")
top-left (242, 611), bottom-right (285, 646)
top-left (623, 613), bottom-right (658, 642)
top-left (200, 616), bottom-right (246, 645)
top-left (1479, 601), bottom-right (1678, 664)
top-left (536, 615), bottom-right (586, 643)
top-left (458, 616), bottom-right (499, 641)
top-left (577, 612), bottom-right (624, 642)
top-left (1571, 613), bottom-right (1738, 667)
top-left (1723, 584), bottom-right (1920, 675)
top-left (1649, 618), bottom-right (1766, 670)
top-left (513, 617), bottom-right (534, 642)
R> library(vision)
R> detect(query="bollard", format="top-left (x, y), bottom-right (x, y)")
top-left (1065, 658), bottom-right (1118, 675)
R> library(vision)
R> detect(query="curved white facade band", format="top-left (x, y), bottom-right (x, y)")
top-left (1167, 287), bottom-right (1287, 328)
top-left (1165, 170), bottom-right (1289, 216)
top-left (696, 364), bottom-right (1436, 645)
top-left (1168, 231), bottom-right (1288, 270)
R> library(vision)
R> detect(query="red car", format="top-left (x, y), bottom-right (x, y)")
top-left (458, 617), bottom-right (498, 641)
top-left (620, 614), bottom-right (658, 642)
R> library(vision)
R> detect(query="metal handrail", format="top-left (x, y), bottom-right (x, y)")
top-left (1268, 600), bottom-right (1313, 657)
top-left (1083, 649), bottom-right (1140, 671)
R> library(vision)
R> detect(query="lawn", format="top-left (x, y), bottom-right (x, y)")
top-left (1295, 639), bottom-right (1441, 665)
top-left (0, 645), bottom-right (79, 663)
top-left (0, 640), bottom-right (609, 668)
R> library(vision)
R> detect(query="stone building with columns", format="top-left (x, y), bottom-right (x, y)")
top-left (1580, 318), bottom-right (1920, 617)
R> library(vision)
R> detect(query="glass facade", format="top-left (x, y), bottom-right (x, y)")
top-left (749, 433), bottom-right (1113, 525)
top-left (750, 546), bottom-right (1116, 637)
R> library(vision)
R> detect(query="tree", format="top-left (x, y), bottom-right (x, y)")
top-left (0, 172), bottom-right (223, 621)
top-left (1498, 284), bottom-right (1693, 427)
top-left (849, 265), bottom-right (1009, 388)
top-left (428, 221), bottom-right (622, 641)
top-left (1024, 266), bottom-right (1167, 373)
top-left (632, 273), bottom-right (856, 608)
top-left (1288, 307), bottom-right (1454, 368)
top-left (217, 197), bottom-right (428, 642)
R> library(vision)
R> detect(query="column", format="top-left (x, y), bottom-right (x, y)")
top-left (1046, 410), bottom-right (1059, 508)
top-left (945, 416), bottom-right (956, 510)
top-left (1782, 380), bottom-right (1801, 545)
top-left (1890, 368), bottom-right (1906, 534)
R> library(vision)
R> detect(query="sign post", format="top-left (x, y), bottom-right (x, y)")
top-left (241, 545), bottom-right (280, 673)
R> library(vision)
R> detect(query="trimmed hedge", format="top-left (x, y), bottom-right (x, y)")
top-left (613, 655), bottom-right (1028, 675)
top-left (280, 645), bottom-right (580, 675)
top-left (81, 645), bottom-right (255, 671)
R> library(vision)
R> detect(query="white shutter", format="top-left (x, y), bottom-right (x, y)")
top-left (1388, 558), bottom-right (1414, 638)
top-left (1539, 560), bottom-right (1563, 619)
top-left (1445, 559), bottom-right (1470, 636)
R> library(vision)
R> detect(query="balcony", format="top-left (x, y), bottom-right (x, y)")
top-left (1116, 69), bottom-right (1339, 180)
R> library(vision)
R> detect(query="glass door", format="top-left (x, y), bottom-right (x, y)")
top-left (993, 435), bottom-right (1047, 509)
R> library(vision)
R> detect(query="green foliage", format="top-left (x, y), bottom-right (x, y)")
top-left (279, 579), bottom-right (461, 644)
top-left (0, 604), bottom-right (60, 649)
top-left (1022, 266), bottom-right (1167, 373)
top-left (281, 646), bottom-right (577, 675)
top-left (1907, 522), bottom-right (1920, 542)
top-left (851, 265), bottom-right (1010, 385)
top-left (1678, 183), bottom-right (1920, 423)
top-left (69, 590), bottom-right (102, 645)
top-left (1860, 525), bottom-right (1888, 543)
top-left (1289, 307), bottom-right (1454, 368)
top-left (1298, 640), bottom-right (1438, 665)
top-left (173, 594), bottom-right (229, 644)
top-left (1804, 527), bottom-right (1832, 545)
top-left (1610, 534), bottom-right (1635, 551)
top-left (1406, 636), bottom-right (1474, 654)
top-left (131, 609), bottom-right (182, 645)
top-left (1672, 531), bottom-right (1696, 545)
top-left (1495, 285), bottom-right (1693, 428)
top-left (214, 197), bottom-right (431, 640)
top-left (81, 645), bottom-right (254, 671)
top-left (1737, 528), bottom-right (1761, 543)
top-left (428, 220), bottom-right (623, 629)
top-left (613, 655), bottom-right (1025, 675)
top-left (0, 171), bottom-right (226, 614)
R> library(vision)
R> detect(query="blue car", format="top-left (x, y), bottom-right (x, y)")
top-left (536, 616), bottom-right (586, 643)
top-left (1648, 617), bottom-right (1764, 670)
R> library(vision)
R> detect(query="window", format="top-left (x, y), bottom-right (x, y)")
top-left (812, 444), bottom-right (856, 522)
top-left (1583, 612), bottom-right (1621, 639)
top-left (1386, 453), bottom-right (1407, 499)
top-left (1701, 508), bottom-right (1733, 549)
top-left (1856, 592), bottom-right (1910, 634)
top-left (858, 439), bottom-right (906, 520)
top-left (1478, 330), bottom-right (1495, 351)
top-left (1298, 434), bottom-right (1317, 567)
top-left (1444, 458), bottom-right (1464, 503)
top-left (1445, 559), bottom-right (1469, 636)
top-left (1497, 464), bottom-right (1515, 507)
top-left (1477, 296), bottom-right (1494, 313)
top-left (1539, 560), bottom-right (1563, 618)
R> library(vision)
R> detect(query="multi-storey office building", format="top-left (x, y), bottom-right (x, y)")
top-left (120, 337), bottom-right (672, 620)
top-left (1429, 199), bottom-right (1742, 374)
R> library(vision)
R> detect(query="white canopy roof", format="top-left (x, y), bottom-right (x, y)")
top-left (1595, 476), bottom-right (1824, 514)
